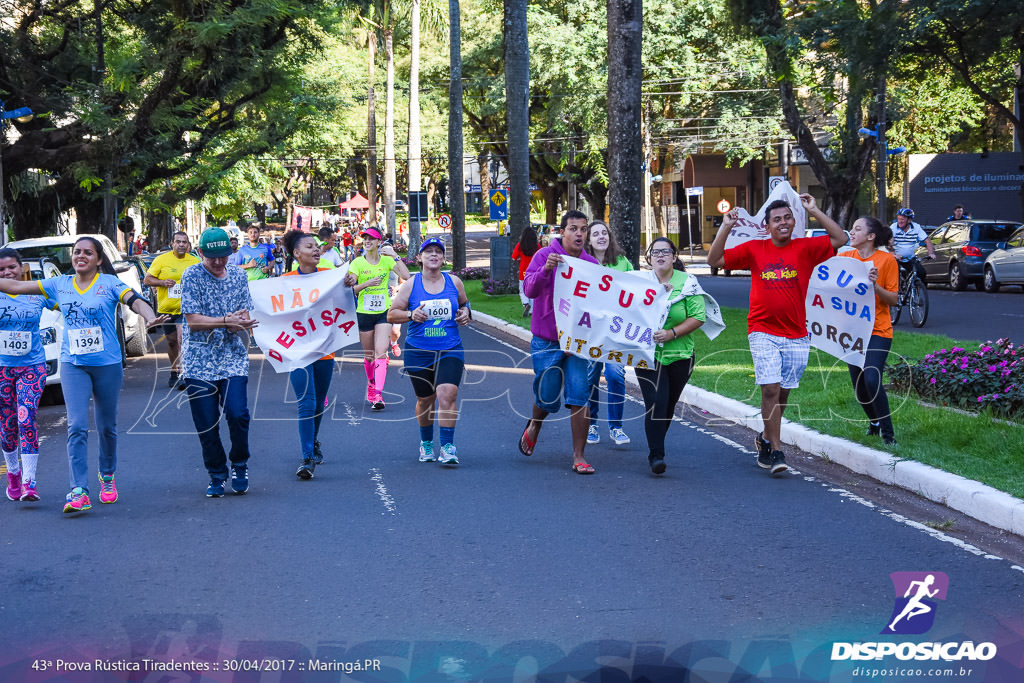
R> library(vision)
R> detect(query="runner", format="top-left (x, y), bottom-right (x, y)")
top-left (518, 210), bottom-right (601, 474)
top-left (636, 237), bottom-right (706, 475)
top-left (839, 217), bottom-right (899, 445)
top-left (583, 220), bottom-right (632, 446)
top-left (0, 237), bottom-right (167, 513)
top-left (232, 225), bottom-right (275, 280)
top-left (280, 230), bottom-right (340, 479)
top-left (180, 227), bottom-right (258, 498)
top-left (387, 237), bottom-right (471, 466)
top-left (144, 230), bottom-right (200, 390)
top-left (0, 249), bottom-right (52, 503)
top-left (350, 227), bottom-right (410, 410)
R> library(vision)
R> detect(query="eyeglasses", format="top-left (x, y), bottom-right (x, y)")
top-left (650, 249), bottom-right (674, 257)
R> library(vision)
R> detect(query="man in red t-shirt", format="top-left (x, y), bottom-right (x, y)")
top-left (708, 194), bottom-right (848, 475)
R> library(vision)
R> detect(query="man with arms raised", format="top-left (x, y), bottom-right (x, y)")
top-left (707, 196), bottom-right (847, 475)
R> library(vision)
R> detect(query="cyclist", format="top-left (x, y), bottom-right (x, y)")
top-left (889, 208), bottom-right (935, 281)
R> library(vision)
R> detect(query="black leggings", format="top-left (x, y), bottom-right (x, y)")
top-left (635, 356), bottom-right (695, 460)
top-left (847, 335), bottom-right (893, 437)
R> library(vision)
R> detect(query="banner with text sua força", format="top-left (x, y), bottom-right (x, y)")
top-left (553, 256), bottom-right (669, 368)
top-left (805, 256), bottom-right (875, 368)
top-left (249, 265), bottom-right (359, 373)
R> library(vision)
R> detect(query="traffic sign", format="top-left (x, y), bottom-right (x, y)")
top-left (489, 189), bottom-right (509, 220)
top-left (686, 186), bottom-right (704, 197)
top-left (438, 213), bottom-right (452, 230)
top-left (717, 199), bottom-right (732, 213)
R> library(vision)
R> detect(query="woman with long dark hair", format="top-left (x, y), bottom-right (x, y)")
top-left (0, 248), bottom-right (49, 503)
top-left (584, 221), bottom-right (632, 446)
top-left (636, 237), bottom-right (705, 475)
top-left (512, 227), bottom-right (539, 316)
top-left (839, 217), bottom-right (899, 445)
top-left (0, 237), bottom-right (166, 513)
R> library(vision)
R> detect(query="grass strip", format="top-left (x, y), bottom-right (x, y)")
top-left (464, 280), bottom-right (1024, 498)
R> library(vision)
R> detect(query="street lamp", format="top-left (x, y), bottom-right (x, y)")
top-left (858, 125), bottom-right (906, 225)
top-left (1, 102), bottom-right (36, 246)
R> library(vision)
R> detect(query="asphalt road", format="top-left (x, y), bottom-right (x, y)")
top-left (1, 325), bottom-right (1023, 682)
top-left (698, 273), bottom-right (1024, 343)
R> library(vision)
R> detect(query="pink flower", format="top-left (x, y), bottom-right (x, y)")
top-left (930, 378), bottom-right (937, 384)
top-left (941, 369), bottom-right (947, 373)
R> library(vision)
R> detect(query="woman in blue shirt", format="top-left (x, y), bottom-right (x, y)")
top-left (387, 237), bottom-right (471, 465)
top-left (0, 249), bottom-right (53, 503)
top-left (0, 237), bottom-right (166, 513)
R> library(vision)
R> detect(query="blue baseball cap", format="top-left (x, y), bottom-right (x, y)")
top-left (418, 236), bottom-right (446, 254)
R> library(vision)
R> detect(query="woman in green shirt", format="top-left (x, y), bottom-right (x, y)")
top-left (637, 237), bottom-right (705, 475)
top-left (584, 221), bottom-right (633, 446)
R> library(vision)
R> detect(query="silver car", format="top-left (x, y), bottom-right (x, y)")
top-left (983, 226), bottom-right (1024, 292)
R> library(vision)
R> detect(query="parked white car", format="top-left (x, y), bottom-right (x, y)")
top-left (983, 226), bottom-right (1024, 292)
top-left (7, 234), bottom-right (149, 359)
top-left (18, 259), bottom-right (66, 403)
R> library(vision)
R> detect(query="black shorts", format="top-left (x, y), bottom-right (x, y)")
top-left (159, 314), bottom-right (183, 336)
top-left (404, 345), bottom-right (465, 398)
top-left (357, 311), bottom-right (390, 332)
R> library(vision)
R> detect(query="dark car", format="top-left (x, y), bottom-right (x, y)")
top-left (917, 219), bottom-right (1023, 291)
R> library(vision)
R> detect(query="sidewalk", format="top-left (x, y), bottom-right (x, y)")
top-left (469, 311), bottom-right (1024, 539)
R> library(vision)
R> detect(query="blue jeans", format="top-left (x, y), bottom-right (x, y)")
top-left (530, 337), bottom-right (593, 413)
top-left (288, 359), bottom-right (334, 460)
top-left (587, 362), bottom-right (626, 429)
top-left (185, 376), bottom-right (251, 481)
top-left (62, 362), bottom-right (123, 493)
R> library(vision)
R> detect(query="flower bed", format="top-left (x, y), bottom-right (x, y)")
top-left (453, 266), bottom-right (489, 280)
top-left (481, 278), bottom-right (519, 295)
top-left (887, 338), bottom-right (1023, 421)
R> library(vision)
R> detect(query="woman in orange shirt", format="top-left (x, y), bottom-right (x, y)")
top-left (511, 227), bottom-right (538, 317)
top-left (840, 217), bottom-right (899, 445)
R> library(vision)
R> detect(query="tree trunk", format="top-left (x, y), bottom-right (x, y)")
top-left (582, 180), bottom-right (607, 223)
top-left (449, 0), bottom-right (466, 270)
top-left (148, 210), bottom-right (173, 252)
top-left (543, 184), bottom-right (560, 225)
top-left (504, 0), bottom-right (530, 256)
top-left (366, 33), bottom-right (379, 227)
top-left (384, 29), bottom-right (397, 237)
top-left (606, 0), bottom-right (643, 266)
top-left (478, 151), bottom-right (491, 217)
top-left (407, 0), bottom-right (423, 253)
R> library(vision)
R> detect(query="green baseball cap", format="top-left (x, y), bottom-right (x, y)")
top-left (199, 227), bottom-right (232, 257)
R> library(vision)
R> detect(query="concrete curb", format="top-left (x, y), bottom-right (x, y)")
top-left (470, 310), bottom-right (1024, 538)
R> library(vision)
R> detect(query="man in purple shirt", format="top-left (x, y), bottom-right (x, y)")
top-left (518, 211), bottom-right (601, 474)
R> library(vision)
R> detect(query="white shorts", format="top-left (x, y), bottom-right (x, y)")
top-left (748, 332), bottom-right (811, 389)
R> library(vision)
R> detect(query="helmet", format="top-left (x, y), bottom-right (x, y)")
top-left (897, 208), bottom-right (915, 219)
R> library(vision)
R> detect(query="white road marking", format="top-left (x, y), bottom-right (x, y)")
top-left (370, 467), bottom-right (397, 515)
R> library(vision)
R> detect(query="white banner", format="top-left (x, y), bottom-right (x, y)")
top-left (724, 179), bottom-right (807, 249)
top-left (553, 256), bottom-right (670, 368)
top-left (249, 265), bottom-right (359, 373)
top-left (805, 257), bottom-right (875, 368)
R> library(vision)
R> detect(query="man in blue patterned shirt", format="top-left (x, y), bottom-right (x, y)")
top-left (181, 227), bottom-right (259, 498)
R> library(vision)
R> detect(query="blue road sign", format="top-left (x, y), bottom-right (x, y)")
top-left (489, 189), bottom-right (509, 220)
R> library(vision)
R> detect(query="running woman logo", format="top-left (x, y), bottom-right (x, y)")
top-left (882, 571), bottom-right (949, 635)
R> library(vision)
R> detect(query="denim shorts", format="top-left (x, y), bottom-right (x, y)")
top-left (748, 331), bottom-right (811, 389)
top-left (530, 337), bottom-right (593, 413)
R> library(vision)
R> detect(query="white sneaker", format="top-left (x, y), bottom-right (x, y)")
top-left (609, 428), bottom-right (631, 445)
top-left (418, 441), bottom-right (436, 462)
top-left (586, 424), bottom-right (600, 444)
top-left (439, 443), bottom-right (459, 466)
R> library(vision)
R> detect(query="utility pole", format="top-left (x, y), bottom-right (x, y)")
top-left (448, 0), bottom-right (465, 269)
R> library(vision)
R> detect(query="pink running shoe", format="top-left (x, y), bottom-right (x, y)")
top-left (390, 340), bottom-right (401, 358)
top-left (98, 473), bottom-right (118, 504)
top-left (64, 487), bottom-right (91, 513)
top-left (20, 480), bottom-right (39, 502)
top-left (6, 471), bottom-right (22, 501)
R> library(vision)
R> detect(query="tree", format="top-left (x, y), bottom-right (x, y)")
top-left (726, 0), bottom-right (897, 225)
top-left (503, 0), bottom-right (531, 251)
top-left (0, 0), bottom-right (335, 239)
top-left (607, 0), bottom-right (643, 264)
top-left (448, 0), bottom-right (466, 269)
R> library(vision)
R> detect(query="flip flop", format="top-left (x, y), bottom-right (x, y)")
top-left (518, 420), bottom-right (537, 456)
top-left (572, 462), bottom-right (595, 475)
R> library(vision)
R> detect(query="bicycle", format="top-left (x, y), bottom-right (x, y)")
top-left (892, 257), bottom-right (928, 327)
